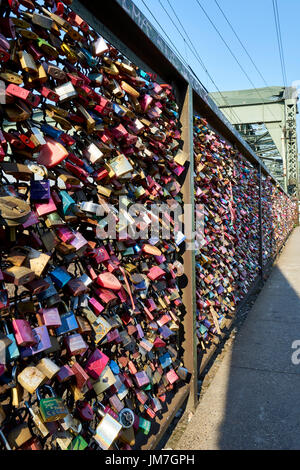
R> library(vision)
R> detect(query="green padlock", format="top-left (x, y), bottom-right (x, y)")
top-left (36, 385), bottom-right (68, 423)
top-left (138, 417), bottom-right (151, 435)
top-left (67, 435), bottom-right (89, 450)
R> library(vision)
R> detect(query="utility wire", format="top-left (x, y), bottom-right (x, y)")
top-left (140, 0), bottom-right (190, 70)
top-left (195, 0), bottom-right (281, 125)
top-left (214, 0), bottom-right (273, 93)
top-left (158, 0), bottom-right (242, 124)
top-left (140, 0), bottom-right (208, 92)
top-left (272, 0), bottom-right (288, 87)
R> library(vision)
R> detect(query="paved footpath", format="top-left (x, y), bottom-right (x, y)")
top-left (175, 227), bottom-right (300, 450)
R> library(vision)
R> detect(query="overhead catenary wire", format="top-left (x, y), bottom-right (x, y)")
top-left (157, 0), bottom-right (243, 124)
top-left (140, 0), bottom-right (192, 71)
top-left (212, 0), bottom-right (283, 132)
top-left (214, 0), bottom-right (274, 94)
top-left (140, 0), bottom-right (208, 93)
top-left (194, 0), bottom-right (281, 126)
top-left (272, 0), bottom-right (288, 87)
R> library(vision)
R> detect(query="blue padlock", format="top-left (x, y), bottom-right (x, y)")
top-left (199, 324), bottom-right (208, 335)
top-left (37, 276), bottom-right (58, 302)
top-left (56, 311), bottom-right (78, 336)
top-left (41, 124), bottom-right (64, 142)
top-left (70, 296), bottom-right (79, 311)
top-left (159, 352), bottom-right (172, 369)
top-left (88, 111), bottom-right (102, 125)
top-left (88, 73), bottom-right (103, 85)
top-left (109, 360), bottom-right (120, 375)
top-left (2, 321), bottom-right (19, 363)
top-left (80, 48), bottom-right (98, 68)
top-left (30, 180), bottom-right (50, 201)
top-left (59, 191), bottom-right (75, 215)
top-left (112, 103), bottom-right (126, 117)
top-left (49, 267), bottom-right (72, 289)
top-left (82, 162), bottom-right (94, 175)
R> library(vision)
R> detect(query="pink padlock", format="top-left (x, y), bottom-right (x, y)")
top-left (39, 307), bottom-right (62, 328)
top-left (35, 197), bottom-right (57, 216)
top-left (12, 319), bottom-right (38, 347)
top-left (88, 297), bottom-right (104, 316)
top-left (84, 349), bottom-right (109, 379)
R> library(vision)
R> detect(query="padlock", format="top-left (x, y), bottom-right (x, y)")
top-left (36, 358), bottom-right (60, 379)
top-left (56, 364), bottom-right (75, 383)
top-left (3, 264), bottom-right (36, 286)
top-left (6, 84), bottom-right (40, 107)
top-left (76, 401), bottom-right (94, 422)
top-left (38, 306), bottom-right (62, 328)
top-left (20, 437), bottom-right (43, 450)
top-left (49, 266), bottom-right (72, 288)
top-left (25, 400), bottom-right (49, 438)
top-left (18, 366), bottom-right (46, 394)
top-left (64, 333), bottom-right (88, 356)
top-left (67, 434), bottom-right (89, 450)
top-left (36, 385), bottom-right (68, 422)
top-left (55, 311), bottom-right (78, 335)
top-left (30, 180), bottom-right (50, 201)
top-left (0, 289), bottom-right (9, 312)
top-left (7, 408), bottom-right (32, 449)
top-left (19, 51), bottom-right (37, 73)
top-left (20, 325), bottom-right (51, 358)
top-left (84, 348), bottom-right (109, 379)
top-left (0, 320), bottom-right (19, 363)
top-left (12, 318), bottom-right (37, 347)
top-left (92, 403), bottom-right (122, 450)
top-left (70, 361), bottom-right (89, 390)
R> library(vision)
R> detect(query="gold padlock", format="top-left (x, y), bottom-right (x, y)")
top-left (17, 28), bottom-right (38, 40)
top-left (5, 102), bottom-right (31, 122)
top-left (0, 71), bottom-right (23, 85)
top-left (18, 366), bottom-right (46, 395)
top-left (19, 51), bottom-right (37, 74)
top-left (77, 104), bottom-right (95, 134)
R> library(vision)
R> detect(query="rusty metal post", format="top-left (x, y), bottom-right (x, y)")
top-left (180, 85), bottom-right (197, 412)
top-left (258, 164), bottom-right (264, 281)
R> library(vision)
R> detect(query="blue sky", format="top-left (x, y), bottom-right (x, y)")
top-left (132, 0), bottom-right (300, 139)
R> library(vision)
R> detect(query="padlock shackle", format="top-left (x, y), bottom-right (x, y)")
top-left (36, 384), bottom-right (56, 402)
top-left (2, 319), bottom-right (9, 336)
top-left (0, 429), bottom-right (12, 451)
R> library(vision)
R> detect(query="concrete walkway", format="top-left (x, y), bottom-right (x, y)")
top-left (176, 227), bottom-right (300, 450)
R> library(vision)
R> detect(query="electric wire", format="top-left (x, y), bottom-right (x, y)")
top-left (140, 0), bottom-right (208, 92)
top-left (157, 0), bottom-right (243, 124)
top-left (212, 0), bottom-right (283, 140)
top-left (272, 0), bottom-right (288, 87)
top-left (214, 0), bottom-right (274, 94)
top-left (195, 0), bottom-right (277, 107)
top-left (194, 0), bottom-right (282, 134)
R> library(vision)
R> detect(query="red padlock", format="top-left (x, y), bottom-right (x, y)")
top-left (19, 133), bottom-right (36, 149)
top-left (53, 1), bottom-right (64, 15)
top-left (8, 0), bottom-right (19, 13)
top-left (3, 131), bottom-right (26, 149)
top-left (6, 84), bottom-right (40, 107)
top-left (0, 47), bottom-right (10, 62)
top-left (0, 19), bottom-right (16, 38)
top-left (27, 43), bottom-right (43, 61)
top-left (60, 134), bottom-right (75, 147)
top-left (76, 401), bottom-right (94, 422)
top-left (40, 87), bottom-right (60, 102)
top-left (65, 161), bottom-right (88, 181)
top-left (67, 73), bottom-right (84, 88)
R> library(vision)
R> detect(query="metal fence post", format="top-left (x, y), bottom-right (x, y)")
top-left (180, 85), bottom-right (198, 412)
top-left (258, 164), bottom-right (264, 281)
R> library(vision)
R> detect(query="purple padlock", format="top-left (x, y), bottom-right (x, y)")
top-left (30, 180), bottom-right (51, 201)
